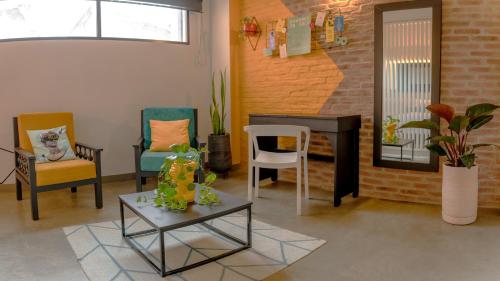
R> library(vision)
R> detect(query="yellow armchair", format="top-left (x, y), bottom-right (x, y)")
top-left (14, 112), bottom-right (103, 220)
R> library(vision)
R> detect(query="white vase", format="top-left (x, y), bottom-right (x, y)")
top-left (442, 165), bottom-right (479, 225)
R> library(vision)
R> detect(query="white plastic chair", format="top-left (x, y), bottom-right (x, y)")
top-left (244, 125), bottom-right (311, 215)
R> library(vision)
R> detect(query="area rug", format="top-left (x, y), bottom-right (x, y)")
top-left (63, 213), bottom-right (326, 281)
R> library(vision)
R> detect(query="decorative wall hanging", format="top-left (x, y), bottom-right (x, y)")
top-left (240, 16), bottom-right (261, 51)
top-left (286, 13), bottom-right (311, 56)
top-left (334, 10), bottom-right (348, 46)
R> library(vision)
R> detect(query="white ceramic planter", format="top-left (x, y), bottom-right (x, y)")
top-left (442, 165), bottom-right (479, 225)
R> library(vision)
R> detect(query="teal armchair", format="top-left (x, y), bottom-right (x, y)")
top-left (133, 108), bottom-right (205, 192)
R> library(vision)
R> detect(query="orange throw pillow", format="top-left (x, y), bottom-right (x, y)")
top-left (149, 119), bottom-right (190, 152)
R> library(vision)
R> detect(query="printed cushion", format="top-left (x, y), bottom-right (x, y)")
top-left (27, 125), bottom-right (77, 163)
top-left (149, 119), bottom-right (190, 152)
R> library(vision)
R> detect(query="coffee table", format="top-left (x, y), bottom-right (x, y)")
top-left (119, 189), bottom-right (252, 277)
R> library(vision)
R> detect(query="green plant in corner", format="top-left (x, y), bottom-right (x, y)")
top-left (210, 70), bottom-right (227, 136)
top-left (400, 103), bottom-right (500, 168)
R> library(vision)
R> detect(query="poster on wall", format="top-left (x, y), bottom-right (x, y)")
top-left (286, 14), bottom-right (311, 56)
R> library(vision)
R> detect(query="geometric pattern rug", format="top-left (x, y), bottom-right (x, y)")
top-left (63, 213), bottom-right (326, 281)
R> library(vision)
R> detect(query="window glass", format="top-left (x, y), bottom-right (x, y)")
top-left (0, 0), bottom-right (97, 39)
top-left (101, 1), bottom-right (188, 42)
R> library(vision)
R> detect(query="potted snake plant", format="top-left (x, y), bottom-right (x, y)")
top-left (208, 70), bottom-right (232, 175)
top-left (401, 103), bottom-right (499, 225)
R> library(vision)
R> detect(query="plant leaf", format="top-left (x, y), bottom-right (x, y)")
top-left (425, 143), bottom-right (447, 156)
top-left (460, 153), bottom-right (476, 169)
top-left (428, 135), bottom-right (456, 144)
top-left (465, 103), bottom-right (500, 118)
top-left (205, 172), bottom-right (217, 185)
top-left (448, 115), bottom-right (469, 134)
top-left (426, 104), bottom-right (455, 123)
top-left (399, 120), bottom-right (439, 130)
top-left (470, 143), bottom-right (499, 153)
top-left (467, 115), bottom-right (493, 131)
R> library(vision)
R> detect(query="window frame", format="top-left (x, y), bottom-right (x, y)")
top-left (0, 0), bottom-right (190, 44)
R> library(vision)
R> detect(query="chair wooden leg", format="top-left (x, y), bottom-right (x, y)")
top-left (16, 179), bottom-right (22, 201)
top-left (304, 156), bottom-right (309, 199)
top-left (136, 173), bottom-right (143, 192)
top-left (247, 164), bottom-right (253, 201)
top-left (255, 166), bottom-right (260, 198)
top-left (71, 186), bottom-right (77, 193)
top-left (30, 184), bottom-right (39, 221)
top-left (94, 180), bottom-right (103, 209)
top-left (296, 165), bottom-right (302, 216)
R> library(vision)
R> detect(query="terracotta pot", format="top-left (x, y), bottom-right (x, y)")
top-left (243, 23), bottom-right (257, 32)
top-left (442, 165), bottom-right (478, 225)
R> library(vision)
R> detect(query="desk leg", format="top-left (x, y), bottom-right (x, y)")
top-left (411, 141), bottom-right (415, 161)
top-left (327, 130), bottom-right (359, 207)
top-left (252, 136), bottom-right (278, 187)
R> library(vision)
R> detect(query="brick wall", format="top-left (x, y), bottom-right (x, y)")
top-left (236, 0), bottom-right (500, 208)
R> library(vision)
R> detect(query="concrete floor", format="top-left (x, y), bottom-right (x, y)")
top-left (2, 172), bottom-right (500, 281)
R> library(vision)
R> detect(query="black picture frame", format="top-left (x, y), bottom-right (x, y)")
top-left (373, 0), bottom-right (442, 172)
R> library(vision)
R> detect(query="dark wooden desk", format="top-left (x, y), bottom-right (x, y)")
top-left (249, 114), bottom-right (361, 207)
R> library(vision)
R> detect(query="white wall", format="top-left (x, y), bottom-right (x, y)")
top-left (209, 0), bottom-right (231, 132)
top-left (0, 10), bottom-right (212, 184)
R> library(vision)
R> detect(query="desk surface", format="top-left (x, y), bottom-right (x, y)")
top-left (249, 113), bottom-right (361, 133)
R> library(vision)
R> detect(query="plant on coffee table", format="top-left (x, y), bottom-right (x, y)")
top-left (137, 144), bottom-right (220, 211)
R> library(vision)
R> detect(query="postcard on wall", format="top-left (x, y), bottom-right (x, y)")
top-left (276, 18), bottom-right (286, 33)
top-left (279, 43), bottom-right (288, 58)
top-left (334, 16), bottom-right (345, 33)
top-left (286, 14), bottom-right (311, 56)
top-left (325, 17), bottom-right (335, 43)
top-left (269, 31), bottom-right (276, 50)
top-left (315, 11), bottom-right (326, 27)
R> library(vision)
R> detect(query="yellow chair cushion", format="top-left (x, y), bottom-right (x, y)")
top-left (18, 112), bottom-right (76, 153)
top-left (149, 119), bottom-right (190, 152)
top-left (35, 159), bottom-right (96, 186)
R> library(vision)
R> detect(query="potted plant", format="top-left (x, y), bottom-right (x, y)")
top-left (241, 17), bottom-right (258, 35)
top-left (383, 116), bottom-right (400, 144)
top-left (208, 70), bottom-right (232, 175)
top-left (136, 144), bottom-right (220, 211)
top-left (401, 103), bottom-right (499, 225)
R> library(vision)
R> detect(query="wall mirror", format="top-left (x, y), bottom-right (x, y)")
top-left (374, 0), bottom-right (441, 172)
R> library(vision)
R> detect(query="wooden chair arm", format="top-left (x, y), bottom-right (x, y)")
top-left (75, 142), bottom-right (102, 163)
top-left (14, 147), bottom-right (35, 181)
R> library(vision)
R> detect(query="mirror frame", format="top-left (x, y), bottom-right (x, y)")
top-left (373, 0), bottom-right (442, 172)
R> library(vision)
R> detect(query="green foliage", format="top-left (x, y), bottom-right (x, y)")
top-left (382, 116), bottom-right (399, 144)
top-left (210, 70), bottom-right (227, 135)
top-left (400, 103), bottom-right (499, 168)
top-left (197, 172), bottom-right (221, 206)
top-left (138, 144), bottom-right (221, 211)
top-left (399, 119), bottom-right (439, 130)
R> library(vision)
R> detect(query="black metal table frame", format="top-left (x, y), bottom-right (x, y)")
top-left (119, 199), bottom-right (252, 277)
top-left (382, 139), bottom-right (415, 161)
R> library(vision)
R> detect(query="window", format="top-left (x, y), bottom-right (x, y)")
top-left (101, 1), bottom-right (187, 42)
top-left (0, 0), bottom-right (97, 39)
top-left (0, 0), bottom-right (189, 43)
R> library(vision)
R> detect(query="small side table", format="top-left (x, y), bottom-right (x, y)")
top-left (382, 138), bottom-right (415, 161)
top-left (119, 189), bottom-right (252, 277)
